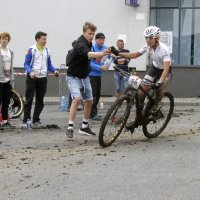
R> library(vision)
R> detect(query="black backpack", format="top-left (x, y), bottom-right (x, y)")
top-left (66, 49), bottom-right (74, 67)
top-left (66, 48), bottom-right (84, 68)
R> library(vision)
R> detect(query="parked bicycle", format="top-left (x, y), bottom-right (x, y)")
top-left (99, 66), bottom-right (174, 147)
top-left (10, 87), bottom-right (24, 119)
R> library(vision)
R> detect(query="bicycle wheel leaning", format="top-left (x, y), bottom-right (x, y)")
top-left (10, 89), bottom-right (24, 119)
top-left (142, 92), bottom-right (174, 138)
top-left (99, 95), bottom-right (132, 147)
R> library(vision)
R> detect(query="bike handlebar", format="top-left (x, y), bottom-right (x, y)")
top-left (113, 65), bottom-right (157, 90)
top-left (113, 65), bottom-right (131, 77)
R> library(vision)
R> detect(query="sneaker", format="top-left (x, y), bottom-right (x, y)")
top-left (66, 128), bottom-right (73, 138)
top-left (20, 122), bottom-right (27, 129)
top-left (79, 127), bottom-right (96, 136)
top-left (32, 121), bottom-right (44, 128)
top-left (2, 122), bottom-right (15, 129)
top-left (91, 115), bottom-right (102, 121)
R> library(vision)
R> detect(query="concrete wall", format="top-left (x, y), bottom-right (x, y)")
top-left (101, 67), bottom-right (200, 98)
top-left (1, 0), bottom-right (148, 70)
top-left (13, 67), bottom-right (200, 98)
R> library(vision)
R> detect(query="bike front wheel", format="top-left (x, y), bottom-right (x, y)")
top-left (10, 89), bottom-right (24, 119)
top-left (142, 92), bottom-right (174, 138)
top-left (98, 95), bottom-right (132, 147)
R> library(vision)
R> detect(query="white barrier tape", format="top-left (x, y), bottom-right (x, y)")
top-left (14, 73), bottom-right (66, 76)
top-left (14, 73), bottom-right (26, 75)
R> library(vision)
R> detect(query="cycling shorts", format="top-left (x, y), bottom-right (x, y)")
top-left (143, 66), bottom-right (172, 84)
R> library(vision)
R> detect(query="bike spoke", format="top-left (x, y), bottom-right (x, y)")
top-left (99, 95), bottom-right (131, 147)
top-left (10, 89), bottom-right (24, 119)
top-left (143, 92), bottom-right (174, 138)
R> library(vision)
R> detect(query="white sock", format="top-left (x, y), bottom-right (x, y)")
top-left (68, 120), bottom-right (74, 130)
top-left (82, 118), bottom-right (89, 129)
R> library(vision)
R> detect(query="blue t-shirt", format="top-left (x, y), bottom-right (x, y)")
top-left (89, 43), bottom-right (107, 77)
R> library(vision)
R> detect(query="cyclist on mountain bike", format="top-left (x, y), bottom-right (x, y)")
top-left (111, 26), bottom-right (172, 130)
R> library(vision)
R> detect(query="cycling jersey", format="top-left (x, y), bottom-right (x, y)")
top-left (138, 42), bottom-right (171, 69)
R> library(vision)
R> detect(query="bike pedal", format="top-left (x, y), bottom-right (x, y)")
top-left (130, 128), bottom-right (135, 133)
top-left (129, 125), bottom-right (138, 133)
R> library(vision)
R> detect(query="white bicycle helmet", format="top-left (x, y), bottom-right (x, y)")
top-left (143, 26), bottom-right (160, 38)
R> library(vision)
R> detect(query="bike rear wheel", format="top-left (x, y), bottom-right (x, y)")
top-left (142, 92), bottom-right (174, 138)
top-left (10, 89), bottom-right (24, 119)
top-left (99, 95), bottom-right (132, 147)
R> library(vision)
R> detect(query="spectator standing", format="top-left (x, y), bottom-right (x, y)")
top-left (114, 39), bottom-right (130, 98)
top-left (66, 22), bottom-right (110, 138)
top-left (89, 32), bottom-right (108, 121)
top-left (0, 32), bottom-right (15, 129)
top-left (21, 31), bottom-right (58, 128)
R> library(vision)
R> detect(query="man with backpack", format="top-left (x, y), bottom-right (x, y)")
top-left (66, 22), bottom-right (111, 138)
top-left (21, 31), bottom-right (58, 128)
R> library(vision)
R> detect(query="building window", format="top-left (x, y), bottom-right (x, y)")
top-left (150, 0), bottom-right (200, 65)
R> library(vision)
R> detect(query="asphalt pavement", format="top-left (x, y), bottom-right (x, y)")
top-left (0, 102), bottom-right (200, 200)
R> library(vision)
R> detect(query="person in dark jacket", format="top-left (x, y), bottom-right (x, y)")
top-left (113, 39), bottom-right (130, 98)
top-left (66, 22), bottom-right (111, 138)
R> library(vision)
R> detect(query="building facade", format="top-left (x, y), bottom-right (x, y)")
top-left (2, 0), bottom-right (200, 97)
top-left (150, 0), bottom-right (200, 66)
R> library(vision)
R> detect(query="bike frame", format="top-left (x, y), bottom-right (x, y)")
top-left (98, 66), bottom-right (174, 147)
top-left (113, 66), bottom-right (156, 121)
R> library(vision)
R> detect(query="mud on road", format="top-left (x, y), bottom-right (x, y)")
top-left (1, 105), bottom-right (200, 200)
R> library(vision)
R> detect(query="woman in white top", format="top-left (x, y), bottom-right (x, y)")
top-left (0, 32), bottom-right (14, 129)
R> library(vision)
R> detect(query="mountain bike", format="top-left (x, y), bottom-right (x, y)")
top-left (99, 66), bottom-right (174, 147)
top-left (10, 87), bottom-right (24, 119)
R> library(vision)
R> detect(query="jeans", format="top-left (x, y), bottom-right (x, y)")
top-left (67, 76), bottom-right (93, 101)
top-left (114, 71), bottom-right (128, 94)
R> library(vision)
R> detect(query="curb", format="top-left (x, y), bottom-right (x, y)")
top-left (43, 97), bottom-right (200, 106)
